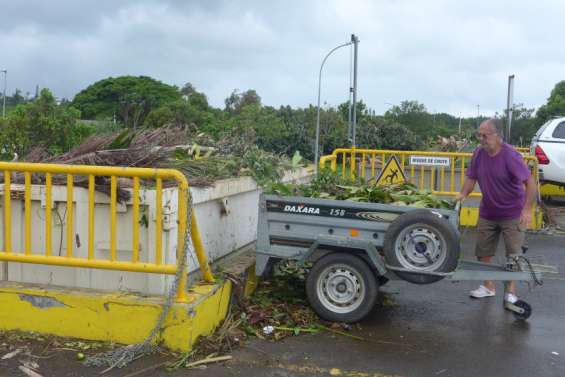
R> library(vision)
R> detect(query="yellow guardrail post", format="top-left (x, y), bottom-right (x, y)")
top-left (350, 147), bottom-right (356, 180)
top-left (132, 177), bottom-right (139, 264)
top-left (155, 177), bottom-right (163, 265)
top-left (319, 155), bottom-right (336, 171)
top-left (45, 173), bottom-right (52, 257)
top-left (66, 175), bottom-right (74, 258)
top-left (88, 174), bottom-right (95, 260)
top-left (3, 171), bottom-right (11, 254)
top-left (24, 172), bottom-right (31, 255)
top-left (110, 175), bottom-right (117, 261)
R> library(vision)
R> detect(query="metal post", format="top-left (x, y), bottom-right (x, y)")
top-left (347, 90), bottom-right (353, 143)
top-left (506, 74), bottom-right (515, 142)
top-left (347, 45), bottom-right (353, 144)
top-left (351, 34), bottom-right (359, 147)
top-left (1, 70), bottom-right (6, 119)
top-left (476, 104), bottom-right (480, 128)
top-left (315, 40), bottom-right (353, 175)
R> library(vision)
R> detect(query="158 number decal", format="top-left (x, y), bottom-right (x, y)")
top-left (329, 209), bottom-right (346, 217)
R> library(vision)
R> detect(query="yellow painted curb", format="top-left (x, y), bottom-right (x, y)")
top-left (0, 280), bottom-right (232, 352)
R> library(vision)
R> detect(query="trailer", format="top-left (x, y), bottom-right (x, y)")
top-left (256, 194), bottom-right (544, 322)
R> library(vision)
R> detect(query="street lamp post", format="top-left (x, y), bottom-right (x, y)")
top-left (506, 74), bottom-right (515, 142)
top-left (315, 35), bottom-right (357, 175)
top-left (1, 70), bottom-right (7, 119)
top-left (350, 34), bottom-right (359, 147)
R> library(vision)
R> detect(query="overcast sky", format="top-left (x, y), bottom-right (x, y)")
top-left (1, 0), bottom-right (564, 117)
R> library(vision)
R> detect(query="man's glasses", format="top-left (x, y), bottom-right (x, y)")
top-left (475, 132), bottom-right (494, 139)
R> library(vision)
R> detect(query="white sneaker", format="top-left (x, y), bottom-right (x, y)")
top-left (504, 293), bottom-right (518, 304)
top-left (470, 285), bottom-right (496, 298)
top-left (504, 293), bottom-right (519, 310)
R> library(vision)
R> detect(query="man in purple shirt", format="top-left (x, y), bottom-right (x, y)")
top-left (457, 119), bottom-right (536, 308)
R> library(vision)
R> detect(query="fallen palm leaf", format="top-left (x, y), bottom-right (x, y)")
top-left (18, 365), bottom-right (44, 377)
top-left (185, 355), bottom-right (232, 369)
top-left (1, 348), bottom-right (22, 360)
top-left (317, 325), bottom-right (365, 341)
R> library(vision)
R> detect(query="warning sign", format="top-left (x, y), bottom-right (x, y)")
top-left (375, 156), bottom-right (406, 185)
top-left (410, 155), bottom-right (451, 167)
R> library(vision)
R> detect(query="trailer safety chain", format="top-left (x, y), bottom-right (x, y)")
top-left (85, 187), bottom-right (194, 372)
top-left (515, 255), bottom-right (544, 287)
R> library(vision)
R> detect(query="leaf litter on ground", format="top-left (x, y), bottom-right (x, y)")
top-left (166, 259), bottom-right (367, 371)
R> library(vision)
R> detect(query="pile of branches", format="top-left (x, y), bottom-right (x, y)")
top-left (4, 127), bottom-right (298, 200)
top-left (435, 135), bottom-right (470, 152)
top-left (267, 169), bottom-right (455, 209)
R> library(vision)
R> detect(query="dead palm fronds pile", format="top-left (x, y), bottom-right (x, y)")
top-left (3, 127), bottom-right (299, 201)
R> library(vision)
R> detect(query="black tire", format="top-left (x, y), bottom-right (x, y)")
top-left (306, 253), bottom-right (378, 323)
top-left (383, 209), bottom-right (460, 284)
top-left (512, 300), bottom-right (532, 320)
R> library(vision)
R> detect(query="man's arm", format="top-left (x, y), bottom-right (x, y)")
top-left (456, 177), bottom-right (476, 201)
top-left (520, 175), bottom-right (537, 228)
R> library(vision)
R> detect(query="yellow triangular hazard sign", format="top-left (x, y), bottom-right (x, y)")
top-left (375, 156), bottom-right (406, 185)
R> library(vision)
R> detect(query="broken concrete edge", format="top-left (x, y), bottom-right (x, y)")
top-left (188, 242), bottom-right (259, 299)
top-left (0, 279), bottom-right (232, 352)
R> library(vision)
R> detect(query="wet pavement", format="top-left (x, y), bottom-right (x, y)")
top-left (177, 229), bottom-right (565, 377)
top-left (1, 229), bottom-right (565, 377)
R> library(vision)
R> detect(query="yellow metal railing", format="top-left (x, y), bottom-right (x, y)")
top-left (0, 162), bottom-right (214, 302)
top-left (320, 148), bottom-right (542, 229)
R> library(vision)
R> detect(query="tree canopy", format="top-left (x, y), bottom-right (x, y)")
top-left (0, 89), bottom-right (93, 158)
top-left (536, 81), bottom-right (565, 124)
top-left (3, 75), bottom-right (564, 162)
top-left (72, 76), bottom-right (181, 128)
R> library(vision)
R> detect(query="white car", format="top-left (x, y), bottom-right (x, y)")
top-left (530, 116), bottom-right (565, 186)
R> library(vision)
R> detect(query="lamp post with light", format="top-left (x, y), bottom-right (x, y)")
top-left (315, 35), bottom-right (359, 175)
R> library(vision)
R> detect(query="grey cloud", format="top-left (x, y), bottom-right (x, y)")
top-left (1, 0), bottom-right (565, 117)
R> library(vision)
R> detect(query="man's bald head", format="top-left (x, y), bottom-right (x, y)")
top-left (480, 119), bottom-right (504, 138)
top-left (478, 118), bottom-right (504, 154)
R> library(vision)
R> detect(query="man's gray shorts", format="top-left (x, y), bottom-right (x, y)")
top-left (475, 217), bottom-right (525, 258)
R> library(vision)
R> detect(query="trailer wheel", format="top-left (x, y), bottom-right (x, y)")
top-left (383, 209), bottom-right (460, 284)
top-left (306, 253), bottom-right (378, 323)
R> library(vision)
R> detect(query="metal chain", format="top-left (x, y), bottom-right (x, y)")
top-left (516, 255), bottom-right (544, 287)
top-left (85, 187), bottom-right (194, 371)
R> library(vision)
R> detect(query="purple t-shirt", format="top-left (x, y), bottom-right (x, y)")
top-left (466, 143), bottom-right (530, 220)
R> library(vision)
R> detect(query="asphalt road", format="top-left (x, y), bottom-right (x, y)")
top-left (2, 229), bottom-right (564, 377)
top-left (177, 230), bottom-right (565, 377)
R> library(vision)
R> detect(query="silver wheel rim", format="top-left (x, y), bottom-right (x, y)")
top-left (316, 263), bottom-right (365, 314)
top-left (394, 223), bottom-right (447, 271)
